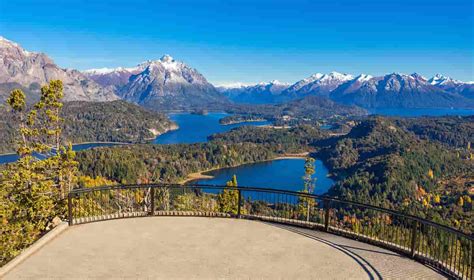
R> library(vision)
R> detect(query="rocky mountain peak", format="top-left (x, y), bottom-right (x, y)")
top-left (0, 36), bottom-right (118, 102)
top-left (160, 54), bottom-right (174, 63)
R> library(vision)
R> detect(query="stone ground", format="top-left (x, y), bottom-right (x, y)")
top-left (4, 217), bottom-right (445, 279)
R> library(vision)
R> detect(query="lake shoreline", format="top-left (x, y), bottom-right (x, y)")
top-left (145, 123), bottom-right (179, 141)
top-left (219, 119), bottom-right (268, 126)
top-left (0, 141), bottom-right (130, 156)
top-left (179, 152), bottom-right (309, 184)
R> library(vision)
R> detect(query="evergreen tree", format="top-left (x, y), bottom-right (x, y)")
top-left (217, 174), bottom-right (239, 214)
top-left (0, 80), bottom-right (77, 265)
top-left (298, 157), bottom-right (317, 221)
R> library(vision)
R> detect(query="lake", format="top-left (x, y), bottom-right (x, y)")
top-left (154, 112), bottom-right (270, 144)
top-left (0, 142), bottom-right (124, 165)
top-left (194, 158), bottom-right (334, 195)
top-left (0, 113), bottom-right (269, 164)
top-left (368, 108), bottom-right (474, 117)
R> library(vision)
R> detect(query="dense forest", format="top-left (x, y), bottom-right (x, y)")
top-left (1, 81), bottom-right (472, 266)
top-left (76, 141), bottom-right (306, 185)
top-left (223, 96), bottom-right (367, 125)
top-left (394, 116), bottom-right (474, 148)
top-left (74, 116), bottom-right (473, 232)
top-left (0, 100), bottom-right (176, 153)
top-left (317, 118), bottom-right (473, 233)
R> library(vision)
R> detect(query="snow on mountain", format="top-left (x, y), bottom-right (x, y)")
top-left (0, 36), bottom-right (118, 102)
top-left (83, 65), bottom-right (145, 88)
top-left (330, 72), bottom-right (474, 108)
top-left (355, 74), bottom-right (373, 82)
top-left (284, 71), bottom-right (354, 97)
top-left (118, 55), bottom-right (227, 110)
top-left (428, 74), bottom-right (462, 86)
top-left (218, 80), bottom-right (291, 104)
top-left (428, 74), bottom-right (474, 99)
top-left (83, 67), bottom-right (140, 75)
top-left (215, 82), bottom-right (254, 90)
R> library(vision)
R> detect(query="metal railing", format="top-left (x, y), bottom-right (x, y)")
top-left (68, 183), bottom-right (473, 280)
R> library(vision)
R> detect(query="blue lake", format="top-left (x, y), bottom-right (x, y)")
top-left (194, 158), bottom-right (334, 195)
top-left (0, 113), bottom-right (269, 164)
top-left (154, 112), bottom-right (270, 144)
top-left (0, 143), bottom-right (123, 165)
top-left (368, 108), bottom-right (474, 117)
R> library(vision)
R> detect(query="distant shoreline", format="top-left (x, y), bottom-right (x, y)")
top-left (0, 141), bottom-right (130, 157)
top-left (220, 119), bottom-right (267, 125)
top-left (179, 152), bottom-right (309, 184)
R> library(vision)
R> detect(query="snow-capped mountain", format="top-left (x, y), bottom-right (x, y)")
top-left (216, 70), bottom-right (473, 108)
top-left (2, 36), bottom-right (472, 109)
top-left (83, 66), bottom-right (144, 88)
top-left (217, 80), bottom-right (290, 104)
top-left (428, 74), bottom-right (474, 99)
top-left (428, 74), bottom-right (461, 86)
top-left (0, 36), bottom-right (118, 102)
top-left (330, 73), bottom-right (473, 108)
top-left (118, 55), bottom-right (227, 110)
top-left (283, 71), bottom-right (354, 97)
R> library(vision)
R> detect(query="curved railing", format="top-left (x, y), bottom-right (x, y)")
top-left (68, 183), bottom-right (473, 280)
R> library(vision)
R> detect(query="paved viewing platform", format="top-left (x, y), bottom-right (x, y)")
top-left (4, 217), bottom-right (445, 279)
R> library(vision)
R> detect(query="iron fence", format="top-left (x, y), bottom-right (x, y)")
top-left (68, 183), bottom-right (473, 280)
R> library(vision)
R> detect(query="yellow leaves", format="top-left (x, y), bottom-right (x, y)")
top-left (134, 191), bottom-right (143, 204)
top-left (27, 110), bottom-right (37, 126)
top-left (427, 169), bottom-right (434, 179)
top-left (350, 216), bottom-right (359, 225)
top-left (433, 194), bottom-right (441, 204)
top-left (77, 175), bottom-right (116, 188)
top-left (415, 185), bottom-right (426, 200)
top-left (7, 89), bottom-right (26, 112)
top-left (457, 196), bottom-right (464, 207)
top-left (422, 198), bottom-right (429, 207)
top-left (453, 219), bottom-right (460, 227)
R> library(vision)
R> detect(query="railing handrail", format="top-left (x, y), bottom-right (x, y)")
top-left (69, 183), bottom-right (473, 240)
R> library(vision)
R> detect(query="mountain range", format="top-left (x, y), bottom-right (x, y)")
top-left (220, 72), bottom-right (474, 108)
top-left (1, 36), bottom-right (473, 110)
top-left (216, 80), bottom-right (290, 104)
top-left (116, 55), bottom-right (226, 110)
top-left (0, 37), bottom-right (118, 103)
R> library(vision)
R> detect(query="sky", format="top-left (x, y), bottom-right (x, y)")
top-left (0, 0), bottom-right (473, 85)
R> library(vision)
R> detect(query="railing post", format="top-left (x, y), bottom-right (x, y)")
top-left (149, 187), bottom-right (155, 216)
top-left (410, 220), bottom-right (419, 258)
top-left (67, 193), bottom-right (73, 226)
top-left (237, 189), bottom-right (242, 218)
top-left (324, 198), bottom-right (330, 232)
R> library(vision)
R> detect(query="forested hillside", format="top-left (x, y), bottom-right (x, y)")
top-left (75, 116), bottom-right (473, 233)
top-left (317, 118), bottom-right (473, 232)
top-left (223, 96), bottom-right (367, 125)
top-left (76, 142), bottom-right (287, 184)
top-left (0, 101), bottom-right (176, 153)
top-left (394, 116), bottom-right (474, 148)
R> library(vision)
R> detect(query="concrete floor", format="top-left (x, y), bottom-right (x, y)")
top-left (4, 217), bottom-right (445, 279)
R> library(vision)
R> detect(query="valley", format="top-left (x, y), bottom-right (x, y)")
top-left (1, 36), bottom-right (472, 270)
top-left (1, 1), bottom-right (473, 277)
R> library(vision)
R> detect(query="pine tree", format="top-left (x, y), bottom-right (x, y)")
top-left (217, 174), bottom-right (239, 214)
top-left (298, 157), bottom-right (317, 221)
top-left (0, 80), bottom-right (77, 265)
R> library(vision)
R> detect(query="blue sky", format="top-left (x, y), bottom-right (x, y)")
top-left (0, 0), bottom-right (472, 84)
